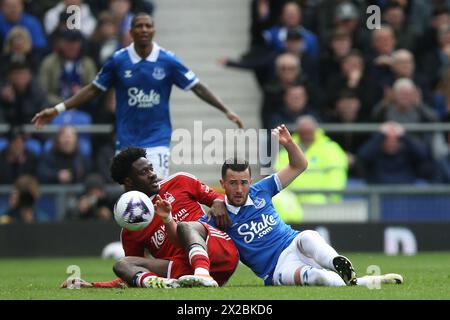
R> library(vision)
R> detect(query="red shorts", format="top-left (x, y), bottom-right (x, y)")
top-left (167, 222), bottom-right (239, 286)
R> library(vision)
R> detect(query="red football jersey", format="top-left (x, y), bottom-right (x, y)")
top-left (121, 172), bottom-right (224, 259)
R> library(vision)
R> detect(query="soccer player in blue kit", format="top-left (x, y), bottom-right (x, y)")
top-left (32, 12), bottom-right (244, 178)
top-left (203, 125), bottom-right (403, 287)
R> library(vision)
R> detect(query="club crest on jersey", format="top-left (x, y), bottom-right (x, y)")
top-left (164, 192), bottom-right (175, 204)
top-left (253, 197), bottom-right (266, 209)
top-left (152, 67), bottom-right (166, 80)
top-left (124, 70), bottom-right (132, 78)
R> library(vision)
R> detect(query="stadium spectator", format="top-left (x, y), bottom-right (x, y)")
top-left (366, 25), bottom-right (398, 90)
top-left (319, 30), bottom-right (353, 84)
top-left (218, 26), bottom-right (319, 89)
top-left (269, 84), bottom-right (320, 129)
top-left (87, 11), bottom-right (121, 68)
top-left (37, 126), bottom-right (91, 184)
top-left (109, 0), bottom-right (134, 46)
top-left (0, 127), bottom-right (38, 184)
top-left (32, 13), bottom-right (244, 179)
top-left (261, 53), bottom-right (321, 129)
top-left (43, 0), bottom-right (96, 38)
top-left (0, 62), bottom-right (48, 125)
top-left (263, 1), bottom-right (320, 58)
top-left (325, 90), bottom-right (370, 178)
top-left (38, 29), bottom-right (97, 109)
top-left (371, 78), bottom-right (438, 124)
top-left (275, 116), bottom-right (348, 204)
top-left (416, 6), bottom-right (450, 60)
top-left (387, 49), bottom-right (433, 107)
top-left (325, 50), bottom-right (382, 117)
top-left (1, 26), bottom-right (40, 76)
top-left (73, 173), bottom-right (114, 220)
top-left (381, 1), bottom-right (417, 51)
top-left (420, 24), bottom-right (450, 90)
top-left (357, 121), bottom-right (430, 184)
top-left (317, 0), bottom-right (369, 51)
top-left (0, 174), bottom-right (40, 224)
top-left (0, 0), bottom-right (47, 52)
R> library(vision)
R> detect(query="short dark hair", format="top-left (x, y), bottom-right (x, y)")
top-left (221, 157), bottom-right (251, 179)
top-left (110, 147), bottom-right (147, 184)
top-left (131, 12), bottom-right (152, 28)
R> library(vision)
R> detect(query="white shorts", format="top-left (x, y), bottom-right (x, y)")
top-left (116, 146), bottom-right (170, 179)
top-left (272, 233), bottom-right (321, 286)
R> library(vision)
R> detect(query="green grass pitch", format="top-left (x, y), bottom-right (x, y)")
top-left (1, 252), bottom-right (449, 300)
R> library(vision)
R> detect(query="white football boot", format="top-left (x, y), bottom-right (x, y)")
top-left (178, 275), bottom-right (219, 288)
top-left (142, 276), bottom-right (180, 289)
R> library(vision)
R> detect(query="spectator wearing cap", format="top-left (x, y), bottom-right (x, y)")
top-left (0, 0), bottom-right (47, 52)
top-left (38, 29), bottom-right (97, 108)
top-left (72, 173), bottom-right (114, 220)
top-left (0, 62), bottom-right (48, 125)
top-left (0, 127), bottom-right (38, 184)
top-left (44, 0), bottom-right (96, 38)
top-left (262, 1), bottom-right (320, 58)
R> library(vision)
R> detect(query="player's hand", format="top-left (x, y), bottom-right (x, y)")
top-left (154, 195), bottom-right (172, 219)
top-left (272, 124), bottom-right (293, 146)
top-left (208, 199), bottom-right (231, 230)
top-left (31, 107), bottom-right (58, 129)
top-left (226, 111), bottom-right (245, 129)
top-left (60, 278), bottom-right (93, 289)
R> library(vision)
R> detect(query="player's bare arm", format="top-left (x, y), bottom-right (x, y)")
top-left (154, 195), bottom-right (182, 247)
top-left (273, 124), bottom-right (308, 188)
top-left (191, 82), bottom-right (245, 129)
top-left (31, 83), bottom-right (103, 129)
top-left (208, 199), bottom-right (232, 230)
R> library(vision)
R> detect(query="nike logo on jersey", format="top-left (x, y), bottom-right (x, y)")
top-left (237, 214), bottom-right (277, 243)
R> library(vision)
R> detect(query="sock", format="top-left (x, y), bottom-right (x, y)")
top-left (188, 245), bottom-right (210, 276)
top-left (297, 230), bottom-right (338, 270)
top-left (300, 267), bottom-right (346, 287)
top-left (133, 271), bottom-right (158, 287)
top-left (355, 276), bottom-right (382, 288)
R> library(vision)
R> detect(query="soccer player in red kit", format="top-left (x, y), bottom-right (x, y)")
top-left (61, 147), bottom-right (238, 289)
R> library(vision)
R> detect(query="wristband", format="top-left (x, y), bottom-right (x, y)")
top-left (54, 102), bottom-right (67, 114)
top-left (163, 214), bottom-right (173, 223)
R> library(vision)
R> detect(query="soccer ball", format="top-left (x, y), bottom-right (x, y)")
top-left (114, 191), bottom-right (154, 231)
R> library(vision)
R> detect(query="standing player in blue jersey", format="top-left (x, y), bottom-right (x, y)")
top-left (202, 125), bottom-right (403, 287)
top-left (32, 13), bottom-right (244, 178)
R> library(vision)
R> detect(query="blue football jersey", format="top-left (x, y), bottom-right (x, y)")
top-left (93, 42), bottom-right (199, 150)
top-left (200, 174), bottom-right (299, 284)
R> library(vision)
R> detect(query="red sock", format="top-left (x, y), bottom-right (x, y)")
top-left (188, 246), bottom-right (210, 275)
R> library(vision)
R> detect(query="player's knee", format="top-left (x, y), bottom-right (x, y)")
top-left (113, 257), bottom-right (131, 278)
top-left (176, 221), bottom-right (191, 238)
top-left (299, 230), bottom-right (320, 241)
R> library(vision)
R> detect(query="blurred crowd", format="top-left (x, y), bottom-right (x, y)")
top-left (0, 0), bottom-right (154, 223)
top-left (3, 0), bottom-right (450, 223)
top-left (219, 0), bottom-right (450, 214)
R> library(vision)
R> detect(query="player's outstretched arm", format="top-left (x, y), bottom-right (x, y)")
top-left (273, 124), bottom-right (308, 188)
top-left (31, 83), bottom-right (103, 128)
top-left (154, 195), bottom-right (182, 247)
top-left (191, 82), bottom-right (245, 129)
